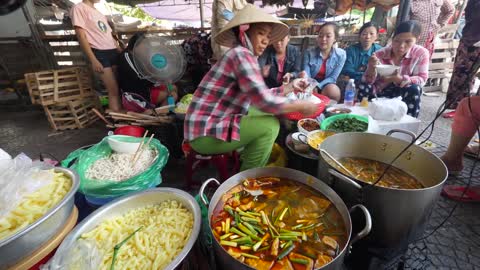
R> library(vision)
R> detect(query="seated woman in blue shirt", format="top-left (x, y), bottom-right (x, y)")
top-left (341, 22), bottom-right (382, 82)
top-left (301, 22), bottom-right (346, 101)
top-left (258, 34), bottom-right (301, 88)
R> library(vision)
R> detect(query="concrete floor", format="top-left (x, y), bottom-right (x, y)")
top-left (1, 93), bottom-right (479, 269)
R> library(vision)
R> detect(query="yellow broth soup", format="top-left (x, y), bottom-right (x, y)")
top-left (338, 157), bottom-right (424, 189)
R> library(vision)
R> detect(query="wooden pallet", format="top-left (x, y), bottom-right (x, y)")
top-left (424, 39), bottom-right (459, 93)
top-left (24, 72), bottom-right (40, 105)
top-left (33, 67), bottom-right (95, 105)
top-left (43, 97), bottom-right (100, 130)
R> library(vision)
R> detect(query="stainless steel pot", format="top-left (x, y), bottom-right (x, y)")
top-left (318, 130), bottom-right (448, 248)
top-left (199, 167), bottom-right (372, 270)
top-left (51, 188), bottom-right (201, 270)
top-left (0, 167), bottom-right (79, 270)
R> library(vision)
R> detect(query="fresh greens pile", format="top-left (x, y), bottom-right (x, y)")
top-left (175, 94), bottom-right (193, 114)
top-left (327, 118), bottom-right (368, 133)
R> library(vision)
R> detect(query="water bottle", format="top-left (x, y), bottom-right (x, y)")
top-left (344, 79), bottom-right (356, 107)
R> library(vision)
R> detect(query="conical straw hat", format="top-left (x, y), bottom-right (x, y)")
top-left (214, 4), bottom-right (289, 47)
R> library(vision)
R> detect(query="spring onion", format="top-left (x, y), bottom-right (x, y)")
top-left (220, 240), bottom-right (238, 247)
top-left (290, 258), bottom-right (309, 265)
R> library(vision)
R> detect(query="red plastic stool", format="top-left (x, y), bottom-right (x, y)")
top-left (183, 142), bottom-right (240, 186)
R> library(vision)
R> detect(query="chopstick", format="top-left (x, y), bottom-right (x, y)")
top-left (133, 133), bottom-right (155, 167)
top-left (132, 130), bottom-right (148, 163)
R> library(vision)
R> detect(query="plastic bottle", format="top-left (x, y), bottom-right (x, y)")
top-left (344, 79), bottom-right (356, 107)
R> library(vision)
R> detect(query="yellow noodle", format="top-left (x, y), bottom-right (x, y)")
top-left (0, 171), bottom-right (71, 240)
top-left (80, 200), bottom-right (193, 270)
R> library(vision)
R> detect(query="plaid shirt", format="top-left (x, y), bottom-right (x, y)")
top-left (363, 45), bottom-right (430, 93)
top-left (410, 0), bottom-right (454, 47)
top-left (184, 46), bottom-right (287, 142)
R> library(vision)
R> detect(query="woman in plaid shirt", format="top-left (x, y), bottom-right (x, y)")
top-left (357, 21), bottom-right (430, 117)
top-left (184, 4), bottom-right (318, 171)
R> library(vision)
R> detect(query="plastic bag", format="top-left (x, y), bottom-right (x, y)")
top-left (61, 136), bottom-right (169, 199)
top-left (40, 239), bottom-right (102, 270)
top-left (0, 152), bottom-right (54, 217)
top-left (368, 97), bottom-right (407, 121)
top-left (267, 143), bottom-right (287, 167)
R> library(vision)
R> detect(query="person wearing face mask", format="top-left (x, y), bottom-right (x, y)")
top-left (300, 22), bottom-right (347, 102)
top-left (258, 34), bottom-right (301, 88)
top-left (341, 22), bottom-right (383, 83)
top-left (357, 20), bottom-right (429, 118)
top-left (70, 0), bottom-right (122, 112)
top-left (184, 5), bottom-right (318, 171)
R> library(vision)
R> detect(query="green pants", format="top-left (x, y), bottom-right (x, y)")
top-left (190, 108), bottom-right (279, 171)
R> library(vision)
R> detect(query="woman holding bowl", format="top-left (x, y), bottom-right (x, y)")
top-left (357, 20), bottom-right (429, 117)
top-left (301, 22), bottom-right (347, 102)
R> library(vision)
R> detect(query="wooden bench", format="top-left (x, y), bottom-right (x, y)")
top-left (424, 39), bottom-right (459, 93)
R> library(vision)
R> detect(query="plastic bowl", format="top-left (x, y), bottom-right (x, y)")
top-left (113, 126), bottom-right (145, 137)
top-left (297, 118), bottom-right (320, 135)
top-left (320, 114), bottom-right (369, 133)
top-left (325, 107), bottom-right (352, 118)
top-left (107, 135), bottom-right (141, 154)
top-left (376, 64), bottom-right (400, 77)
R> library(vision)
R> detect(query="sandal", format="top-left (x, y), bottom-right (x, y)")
top-left (442, 111), bottom-right (456, 118)
top-left (441, 185), bottom-right (480, 203)
top-left (464, 143), bottom-right (480, 159)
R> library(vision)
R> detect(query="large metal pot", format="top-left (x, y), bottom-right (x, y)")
top-left (0, 167), bottom-right (79, 270)
top-left (199, 167), bottom-right (372, 270)
top-left (51, 188), bottom-right (201, 270)
top-left (318, 130), bottom-right (448, 248)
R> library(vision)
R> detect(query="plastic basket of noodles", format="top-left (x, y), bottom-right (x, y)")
top-left (284, 93), bottom-right (330, 121)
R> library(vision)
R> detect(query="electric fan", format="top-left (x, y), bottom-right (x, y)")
top-left (131, 34), bottom-right (187, 111)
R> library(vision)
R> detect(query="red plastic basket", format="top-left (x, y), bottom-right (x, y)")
top-left (113, 126), bottom-right (146, 137)
top-left (284, 93), bottom-right (330, 121)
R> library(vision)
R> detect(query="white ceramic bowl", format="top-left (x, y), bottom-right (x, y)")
top-left (107, 135), bottom-right (141, 154)
top-left (297, 118), bottom-right (320, 135)
top-left (376, 64), bottom-right (399, 76)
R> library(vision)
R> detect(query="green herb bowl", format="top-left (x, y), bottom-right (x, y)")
top-left (320, 114), bottom-right (369, 133)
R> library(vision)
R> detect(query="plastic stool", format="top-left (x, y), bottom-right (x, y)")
top-left (183, 143), bottom-right (240, 186)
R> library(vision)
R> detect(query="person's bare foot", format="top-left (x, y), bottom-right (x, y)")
top-left (440, 155), bottom-right (463, 174)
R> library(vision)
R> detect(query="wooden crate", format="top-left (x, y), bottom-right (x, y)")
top-left (34, 67), bottom-right (95, 105)
top-left (43, 97), bottom-right (100, 130)
top-left (24, 72), bottom-right (39, 105)
top-left (424, 39), bottom-right (459, 93)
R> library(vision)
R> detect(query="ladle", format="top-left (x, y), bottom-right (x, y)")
top-left (320, 149), bottom-right (357, 179)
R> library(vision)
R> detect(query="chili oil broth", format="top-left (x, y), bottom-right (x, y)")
top-left (211, 177), bottom-right (347, 269)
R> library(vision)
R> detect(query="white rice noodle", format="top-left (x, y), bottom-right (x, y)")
top-left (86, 149), bottom-right (157, 182)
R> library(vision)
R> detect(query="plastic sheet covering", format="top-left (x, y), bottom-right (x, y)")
top-left (40, 239), bottom-right (102, 270)
top-left (0, 152), bottom-right (54, 218)
top-left (335, 0), bottom-right (400, 14)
